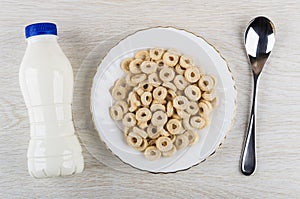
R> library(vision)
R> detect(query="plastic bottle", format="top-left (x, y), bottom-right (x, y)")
top-left (19, 22), bottom-right (84, 178)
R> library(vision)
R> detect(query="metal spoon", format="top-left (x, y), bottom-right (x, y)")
top-left (241, 16), bottom-right (275, 176)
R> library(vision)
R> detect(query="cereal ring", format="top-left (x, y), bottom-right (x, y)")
top-left (150, 48), bottom-right (164, 60)
top-left (137, 121), bottom-right (148, 129)
top-left (123, 127), bottom-right (132, 137)
top-left (135, 87), bottom-right (144, 96)
top-left (159, 67), bottom-right (175, 82)
top-left (184, 85), bottom-right (201, 101)
top-left (114, 77), bottom-right (129, 89)
top-left (150, 104), bottom-right (165, 112)
top-left (153, 86), bottom-right (167, 101)
top-left (175, 134), bottom-right (189, 150)
top-left (109, 105), bottom-right (123, 120)
top-left (121, 57), bottom-right (133, 73)
top-left (141, 92), bottom-right (152, 106)
top-left (156, 136), bottom-right (173, 152)
top-left (136, 139), bottom-right (148, 151)
top-left (175, 64), bottom-right (185, 75)
top-left (166, 89), bottom-right (177, 101)
top-left (173, 96), bottom-right (188, 110)
top-left (202, 91), bottom-right (216, 101)
top-left (135, 50), bottom-right (150, 61)
top-left (152, 99), bottom-right (167, 105)
top-left (163, 52), bottom-right (179, 67)
top-left (127, 91), bottom-right (140, 105)
top-left (176, 109), bottom-right (190, 119)
top-left (128, 102), bottom-right (138, 112)
top-left (115, 100), bottom-right (129, 113)
top-left (147, 125), bottom-right (162, 139)
top-left (155, 59), bottom-right (166, 70)
top-left (129, 58), bottom-right (143, 74)
top-left (127, 132), bottom-right (143, 148)
top-left (125, 74), bottom-right (137, 87)
top-left (112, 86), bottom-right (127, 100)
top-left (151, 111), bottom-right (168, 126)
top-left (148, 139), bottom-right (156, 146)
top-left (138, 81), bottom-right (153, 92)
top-left (122, 113), bottom-right (136, 127)
top-left (190, 116), bottom-right (206, 129)
top-left (184, 66), bottom-right (201, 83)
top-left (133, 127), bottom-right (148, 139)
top-left (144, 146), bottom-right (161, 161)
top-left (179, 55), bottom-right (194, 69)
top-left (162, 145), bottom-right (177, 157)
top-left (198, 75), bottom-right (215, 92)
top-left (182, 117), bottom-right (194, 131)
top-left (159, 128), bottom-right (169, 136)
top-left (186, 101), bottom-right (199, 115)
top-left (184, 130), bottom-right (199, 146)
top-left (199, 99), bottom-right (213, 110)
top-left (141, 61), bottom-right (158, 74)
top-left (166, 101), bottom-right (174, 118)
top-left (168, 134), bottom-right (176, 143)
top-left (136, 107), bottom-right (152, 122)
top-left (198, 101), bottom-right (211, 116)
top-left (173, 75), bottom-right (188, 90)
top-left (148, 73), bottom-right (162, 86)
top-left (131, 74), bottom-right (147, 84)
top-left (163, 82), bottom-right (177, 92)
top-left (166, 119), bottom-right (182, 135)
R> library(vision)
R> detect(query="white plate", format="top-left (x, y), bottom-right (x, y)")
top-left (91, 27), bottom-right (236, 173)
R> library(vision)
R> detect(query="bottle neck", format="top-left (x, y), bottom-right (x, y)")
top-left (27, 34), bottom-right (58, 44)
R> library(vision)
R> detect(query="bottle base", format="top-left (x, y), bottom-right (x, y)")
top-left (28, 153), bottom-right (84, 178)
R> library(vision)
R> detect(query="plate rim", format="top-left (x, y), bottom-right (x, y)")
top-left (89, 26), bottom-right (237, 174)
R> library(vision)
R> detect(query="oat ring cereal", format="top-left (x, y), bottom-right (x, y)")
top-left (109, 105), bottom-right (123, 121)
top-left (173, 95), bottom-right (189, 110)
top-left (121, 57), bottom-right (133, 73)
top-left (163, 51), bottom-right (179, 67)
top-left (184, 66), bottom-right (201, 83)
top-left (150, 48), bottom-right (164, 60)
top-left (190, 116), bottom-right (206, 129)
top-left (156, 136), bottom-right (173, 152)
top-left (144, 146), bottom-right (161, 161)
top-left (151, 110), bottom-right (168, 126)
top-left (184, 85), bottom-right (201, 101)
top-left (109, 48), bottom-right (218, 160)
top-left (135, 50), bottom-right (150, 61)
top-left (129, 58), bottom-right (143, 74)
top-left (159, 67), bottom-right (175, 82)
top-left (179, 55), bottom-right (194, 69)
top-left (173, 75), bottom-right (188, 90)
top-left (166, 119), bottom-right (182, 135)
top-left (141, 61), bottom-right (158, 74)
top-left (140, 92), bottom-right (152, 106)
top-left (153, 86), bottom-right (167, 101)
top-left (136, 107), bottom-right (152, 122)
top-left (122, 113), bottom-right (136, 127)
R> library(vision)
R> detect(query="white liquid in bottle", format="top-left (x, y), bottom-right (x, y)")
top-left (19, 22), bottom-right (84, 178)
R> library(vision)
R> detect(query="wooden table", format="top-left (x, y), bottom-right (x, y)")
top-left (1, 1), bottom-right (299, 198)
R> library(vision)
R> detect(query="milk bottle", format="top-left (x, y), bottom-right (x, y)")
top-left (19, 22), bottom-right (84, 178)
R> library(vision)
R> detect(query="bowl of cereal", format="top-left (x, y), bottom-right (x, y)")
top-left (90, 27), bottom-right (236, 173)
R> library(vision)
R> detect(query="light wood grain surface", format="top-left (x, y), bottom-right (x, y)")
top-left (1, 0), bottom-right (300, 198)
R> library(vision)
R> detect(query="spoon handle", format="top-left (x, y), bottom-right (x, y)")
top-left (241, 75), bottom-right (259, 176)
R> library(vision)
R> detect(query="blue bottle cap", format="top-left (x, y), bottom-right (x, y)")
top-left (25, 22), bottom-right (57, 38)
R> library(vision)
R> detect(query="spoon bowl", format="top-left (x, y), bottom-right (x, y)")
top-left (241, 16), bottom-right (275, 176)
top-left (245, 16), bottom-right (275, 75)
